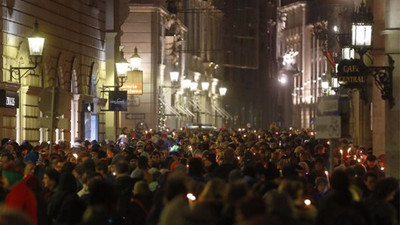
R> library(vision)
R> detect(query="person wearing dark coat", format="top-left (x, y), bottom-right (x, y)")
top-left (129, 181), bottom-right (153, 225)
top-left (113, 160), bottom-right (135, 224)
top-left (213, 148), bottom-right (237, 181)
top-left (46, 172), bottom-right (86, 225)
top-left (316, 170), bottom-right (373, 225)
top-left (364, 177), bottom-right (399, 225)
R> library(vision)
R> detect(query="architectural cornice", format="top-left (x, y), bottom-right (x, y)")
top-left (0, 82), bottom-right (20, 92)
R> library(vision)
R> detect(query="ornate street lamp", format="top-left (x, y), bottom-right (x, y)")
top-left (170, 66), bottom-right (179, 83)
top-left (337, 0), bottom-right (395, 108)
top-left (115, 48), bottom-right (129, 87)
top-left (351, 1), bottom-right (373, 52)
top-left (201, 81), bottom-right (210, 91)
top-left (10, 21), bottom-right (45, 83)
top-left (28, 21), bottom-right (45, 56)
top-left (182, 78), bottom-right (191, 90)
top-left (190, 81), bottom-right (198, 92)
top-left (130, 47), bottom-right (142, 70)
top-left (219, 87), bottom-right (227, 96)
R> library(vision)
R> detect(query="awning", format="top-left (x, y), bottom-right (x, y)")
top-left (212, 105), bottom-right (233, 120)
top-left (158, 97), bottom-right (181, 118)
top-left (190, 100), bottom-right (210, 114)
top-left (175, 104), bottom-right (195, 117)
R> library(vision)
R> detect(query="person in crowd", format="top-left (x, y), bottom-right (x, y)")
top-left (42, 168), bottom-right (60, 201)
top-left (113, 160), bottom-right (135, 224)
top-left (365, 155), bottom-right (384, 177)
top-left (2, 164), bottom-right (37, 225)
top-left (0, 125), bottom-right (398, 225)
top-left (129, 180), bottom-right (153, 225)
top-left (47, 172), bottom-right (85, 225)
top-left (214, 147), bottom-right (237, 181)
top-left (364, 177), bottom-right (399, 225)
top-left (0, 206), bottom-right (33, 225)
top-left (361, 171), bottom-right (378, 199)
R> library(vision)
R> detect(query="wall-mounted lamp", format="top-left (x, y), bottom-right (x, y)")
top-left (201, 81), bottom-right (210, 91)
top-left (115, 47), bottom-right (129, 87)
top-left (337, 1), bottom-right (395, 108)
top-left (219, 87), bottom-right (227, 96)
top-left (170, 66), bottom-right (179, 83)
top-left (10, 21), bottom-right (45, 83)
top-left (182, 78), bottom-right (191, 90)
top-left (190, 81), bottom-right (198, 92)
top-left (130, 46), bottom-right (142, 70)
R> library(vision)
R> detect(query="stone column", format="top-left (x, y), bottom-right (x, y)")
top-left (382, 0), bottom-right (400, 178)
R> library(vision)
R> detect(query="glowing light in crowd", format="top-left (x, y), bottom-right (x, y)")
top-left (347, 147), bottom-right (351, 154)
top-left (73, 153), bottom-right (78, 159)
top-left (380, 167), bottom-right (385, 171)
top-left (325, 171), bottom-right (329, 176)
top-left (187, 193), bottom-right (196, 201)
top-left (304, 199), bottom-right (311, 206)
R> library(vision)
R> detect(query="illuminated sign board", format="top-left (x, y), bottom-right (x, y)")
top-left (0, 90), bottom-right (19, 108)
top-left (120, 70), bottom-right (143, 95)
top-left (109, 91), bottom-right (127, 111)
top-left (337, 59), bottom-right (368, 88)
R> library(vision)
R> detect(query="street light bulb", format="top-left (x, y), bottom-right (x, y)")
top-left (190, 82), bottom-right (198, 91)
top-left (170, 70), bottom-right (179, 83)
top-left (130, 47), bottom-right (142, 69)
top-left (278, 75), bottom-right (287, 84)
top-left (219, 87), bottom-right (227, 96)
top-left (182, 79), bottom-right (191, 89)
top-left (28, 21), bottom-right (45, 56)
top-left (116, 49), bottom-right (129, 76)
top-left (201, 82), bottom-right (210, 91)
top-left (321, 81), bottom-right (329, 89)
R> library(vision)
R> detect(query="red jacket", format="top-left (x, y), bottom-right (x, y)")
top-left (5, 181), bottom-right (38, 225)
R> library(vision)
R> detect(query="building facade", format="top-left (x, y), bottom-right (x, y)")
top-left (1, 0), bottom-right (111, 146)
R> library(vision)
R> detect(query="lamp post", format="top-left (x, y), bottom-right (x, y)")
top-left (9, 21), bottom-right (45, 144)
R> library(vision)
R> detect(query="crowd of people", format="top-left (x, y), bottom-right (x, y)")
top-left (0, 124), bottom-right (399, 225)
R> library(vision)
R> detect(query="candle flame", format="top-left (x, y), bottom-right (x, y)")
top-left (187, 193), bottom-right (196, 201)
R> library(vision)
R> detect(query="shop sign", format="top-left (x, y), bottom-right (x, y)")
top-left (337, 59), bottom-right (368, 88)
top-left (120, 70), bottom-right (143, 95)
top-left (109, 91), bottom-right (127, 111)
top-left (0, 90), bottom-right (19, 108)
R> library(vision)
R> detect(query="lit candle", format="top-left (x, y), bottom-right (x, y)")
top-left (325, 170), bottom-right (330, 187)
top-left (304, 199), bottom-right (311, 206)
top-left (340, 149), bottom-right (343, 158)
top-left (186, 193), bottom-right (196, 201)
top-left (380, 167), bottom-right (385, 171)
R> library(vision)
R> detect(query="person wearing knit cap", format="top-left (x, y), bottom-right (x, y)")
top-left (2, 164), bottom-right (37, 225)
